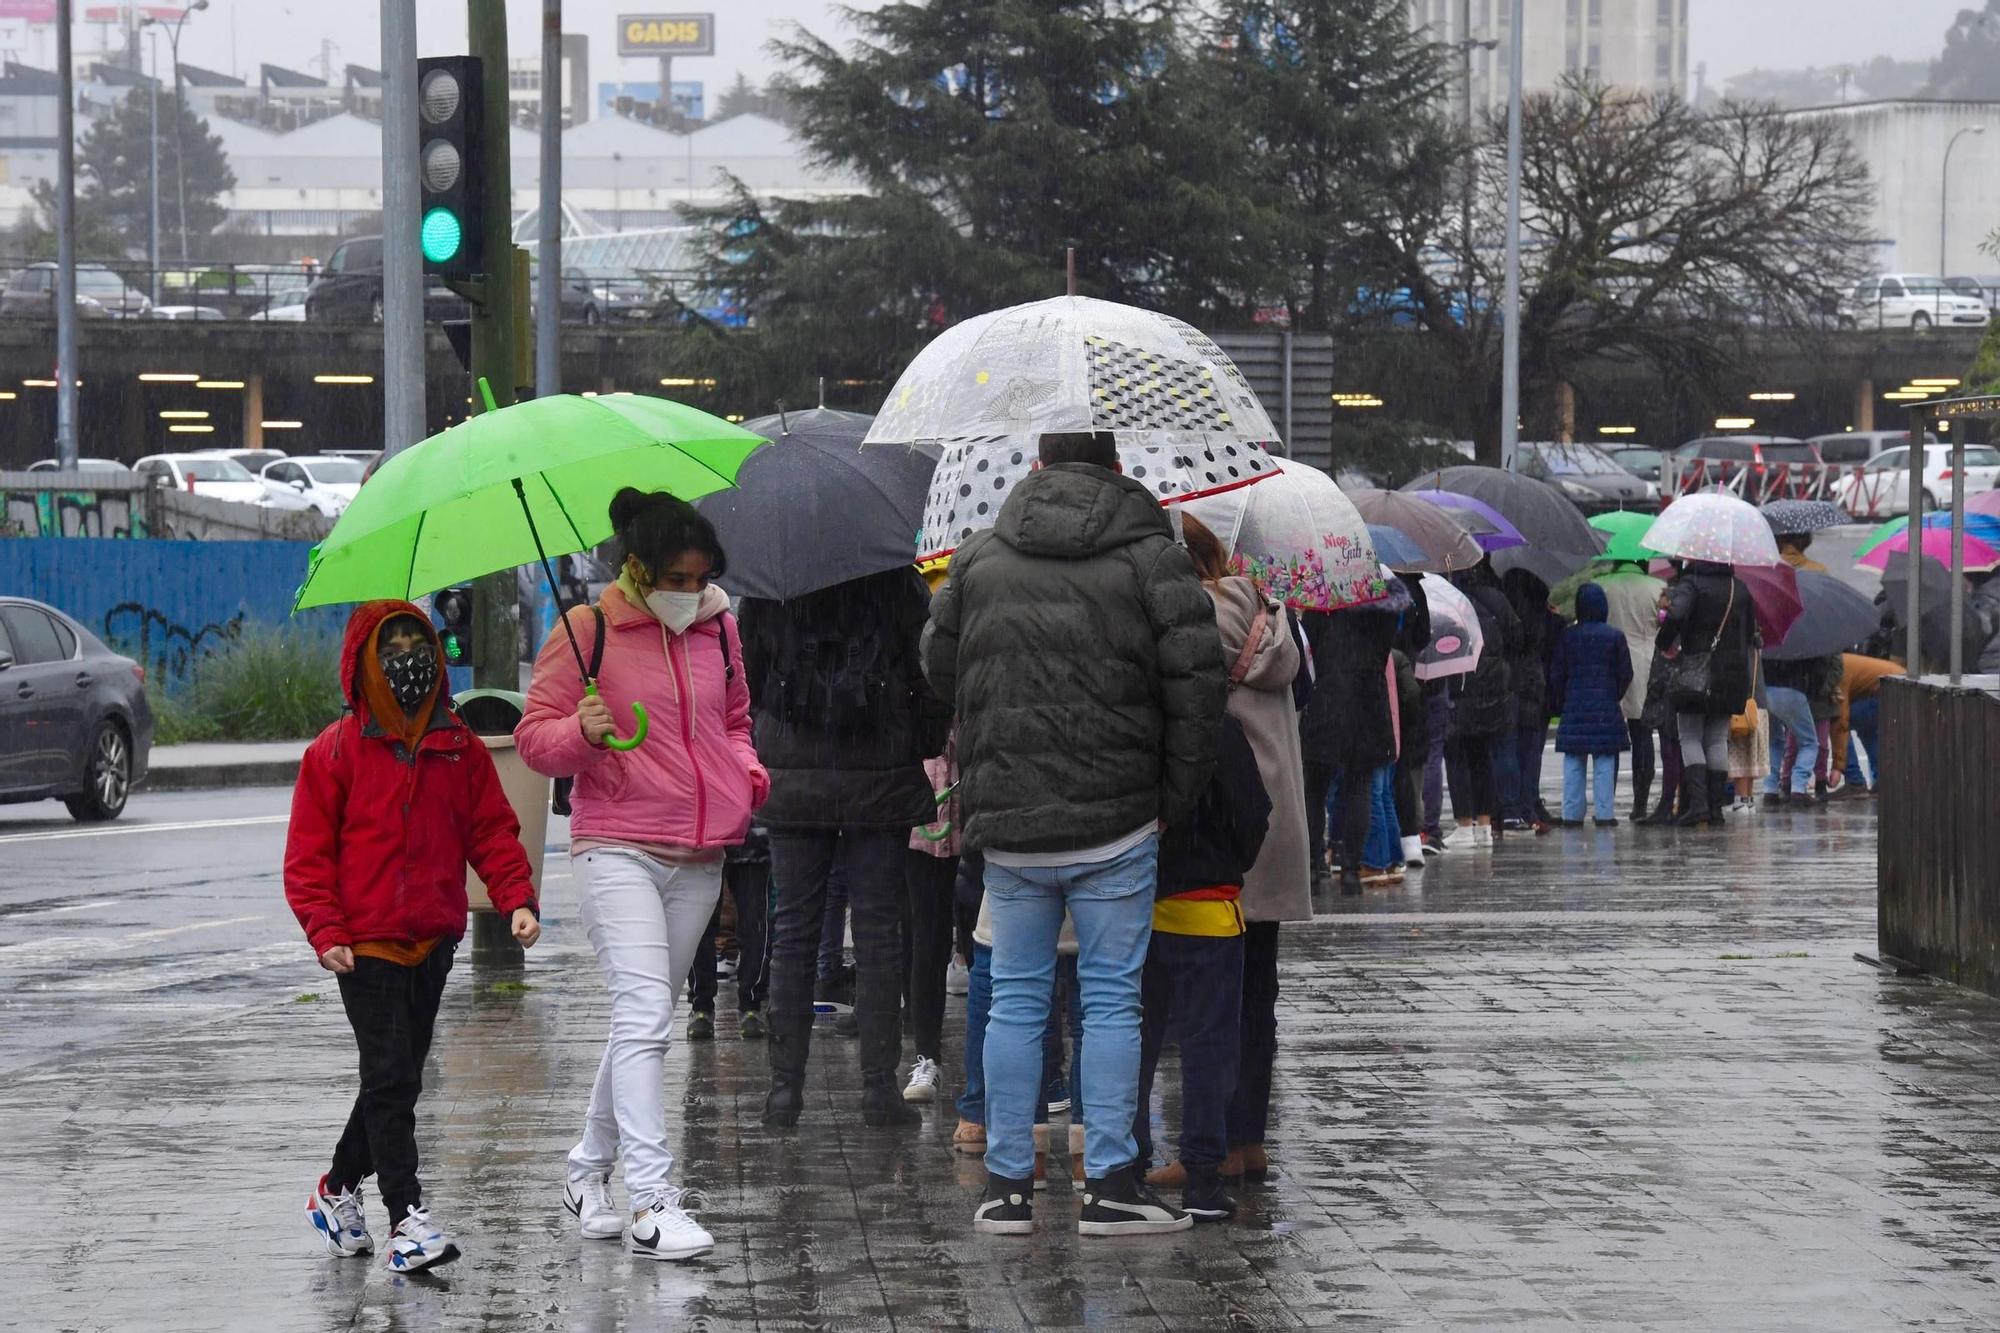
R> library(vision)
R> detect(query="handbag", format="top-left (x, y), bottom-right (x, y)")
top-left (1664, 580), bottom-right (1736, 713)
top-left (1731, 655), bottom-right (1760, 739)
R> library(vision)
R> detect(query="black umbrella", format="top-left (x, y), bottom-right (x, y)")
top-left (1763, 569), bottom-right (1881, 660)
top-left (697, 407), bottom-right (939, 601)
top-left (1878, 550), bottom-right (1971, 668)
top-left (1400, 465), bottom-right (1606, 585)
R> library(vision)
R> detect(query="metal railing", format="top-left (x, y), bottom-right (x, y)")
top-left (1666, 457), bottom-right (1840, 504)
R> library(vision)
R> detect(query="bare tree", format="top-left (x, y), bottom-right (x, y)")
top-left (1388, 79), bottom-right (1874, 460)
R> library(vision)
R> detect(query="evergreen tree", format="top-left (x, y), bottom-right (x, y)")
top-left (29, 88), bottom-right (236, 258)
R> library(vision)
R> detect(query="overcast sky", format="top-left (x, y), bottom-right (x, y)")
top-left (56, 0), bottom-right (1977, 99)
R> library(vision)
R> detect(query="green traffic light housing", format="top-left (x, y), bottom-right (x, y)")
top-left (420, 208), bottom-right (463, 265)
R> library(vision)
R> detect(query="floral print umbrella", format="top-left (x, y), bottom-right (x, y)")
top-left (1182, 455), bottom-right (1385, 611)
top-left (1645, 492), bottom-right (1783, 567)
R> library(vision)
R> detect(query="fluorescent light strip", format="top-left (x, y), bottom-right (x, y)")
top-left (138, 373), bottom-right (200, 382)
top-left (260, 420), bottom-right (303, 429)
top-left (196, 379), bottom-right (245, 389)
top-left (168, 423), bottom-right (215, 433)
top-left (159, 410), bottom-right (209, 420)
top-left (313, 374), bottom-right (375, 385)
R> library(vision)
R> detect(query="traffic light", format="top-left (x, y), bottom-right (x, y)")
top-left (434, 584), bottom-right (475, 666)
top-left (416, 56), bottom-right (485, 278)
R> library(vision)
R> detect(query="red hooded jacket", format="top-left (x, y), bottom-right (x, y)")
top-left (284, 600), bottom-right (537, 957)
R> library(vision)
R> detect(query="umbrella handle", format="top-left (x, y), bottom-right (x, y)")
top-left (587, 682), bottom-right (649, 752)
top-left (916, 783), bottom-right (955, 842)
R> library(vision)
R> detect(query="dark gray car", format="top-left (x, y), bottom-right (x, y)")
top-left (0, 597), bottom-right (153, 820)
top-left (1504, 442), bottom-right (1660, 513)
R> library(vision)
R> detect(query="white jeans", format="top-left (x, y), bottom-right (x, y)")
top-left (568, 848), bottom-right (721, 1201)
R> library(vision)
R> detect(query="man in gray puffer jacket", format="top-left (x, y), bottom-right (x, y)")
top-left (923, 430), bottom-right (1225, 1240)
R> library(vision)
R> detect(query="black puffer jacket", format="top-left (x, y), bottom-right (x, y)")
top-left (1452, 580), bottom-right (1521, 738)
top-left (922, 463), bottom-right (1226, 854)
top-left (1158, 713), bottom-right (1271, 900)
top-left (1657, 562), bottom-right (1756, 713)
top-left (1300, 608), bottom-right (1399, 770)
top-left (740, 567), bottom-right (948, 830)
top-left (1502, 569), bottom-right (1553, 722)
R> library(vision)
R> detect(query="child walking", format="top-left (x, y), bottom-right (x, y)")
top-left (1549, 582), bottom-right (1635, 826)
top-left (287, 601), bottom-right (541, 1272)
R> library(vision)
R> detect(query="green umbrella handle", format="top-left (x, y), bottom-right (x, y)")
top-left (917, 783), bottom-right (955, 842)
top-left (587, 682), bottom-right (649, 752)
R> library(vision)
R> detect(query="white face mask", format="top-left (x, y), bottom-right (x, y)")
top-left (645, 589), bottom-right (703, 634)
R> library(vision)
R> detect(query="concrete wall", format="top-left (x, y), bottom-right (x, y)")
top-left (1800, 100), bottom-right (2000, 277)
top-left (0, 473), bottom-right (331, 542)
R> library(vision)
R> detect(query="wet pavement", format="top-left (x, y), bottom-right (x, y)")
top-left (5, 782), bottom-right (2000, 1329)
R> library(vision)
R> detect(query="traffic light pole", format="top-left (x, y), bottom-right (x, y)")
top-left (379, 0), bottom-right (425, 458)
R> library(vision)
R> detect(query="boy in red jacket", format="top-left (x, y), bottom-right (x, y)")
top-left (286, 600), bottom-right (541, 1273)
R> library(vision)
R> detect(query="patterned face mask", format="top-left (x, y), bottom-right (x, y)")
top-left (381, 646), bottom-right (439, 711)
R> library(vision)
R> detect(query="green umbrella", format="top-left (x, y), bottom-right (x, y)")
top-left (1855, 515), bottom-right (1908, 558)
top-left (295, 383), bottom-right (764, 748)
top-left (1588, 510), bottom-right (1658, 564)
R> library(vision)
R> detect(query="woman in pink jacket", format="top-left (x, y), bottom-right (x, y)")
top-left (517, 488), bottom-right (767, 1264)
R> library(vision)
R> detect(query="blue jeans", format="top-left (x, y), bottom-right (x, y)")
top-left (1363, 765), bottom-right (1400, 869)
top-left (1562, 752), bottom-right (1619, 822)
top-left (1763, 686), bottom-right (1817, 795)
top-left (982, 837), bottom-right (1158, 1181)
top-left (1845, 696), bottom-right (1880, 788)
top-left (956, 944), bottom-right (1078, 1130)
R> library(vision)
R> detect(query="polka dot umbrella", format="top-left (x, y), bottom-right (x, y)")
top-left (1644, 492), bottom-right (1783, 567)
top-left (862, 296), bottom-right (1282, 558)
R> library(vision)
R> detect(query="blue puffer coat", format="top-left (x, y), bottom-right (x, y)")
top-left (1550, 583), bottom-right (1634, 756)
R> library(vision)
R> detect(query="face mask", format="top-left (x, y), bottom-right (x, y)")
top-left (646, 589), bottom-right (703, 634)
top-left (381, 646), bottom-right (439, 711)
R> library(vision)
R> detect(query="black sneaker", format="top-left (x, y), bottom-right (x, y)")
top-left (739, 1008), bottom-right (767, 1040)
top-left (1182, 1165), bottom-right (1236, 1223)
top-left (686, 1009), bottom-right (715, 1041)
top-left (972, 1172), bottom-right (1035, 1236)
top-left (1078, 1163), bottom-right (1193, 1236)
top-left (813, 965), bottom-right (855, 1017)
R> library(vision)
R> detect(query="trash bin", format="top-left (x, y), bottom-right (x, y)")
top-left (454, 689), bottom-right (548, 913)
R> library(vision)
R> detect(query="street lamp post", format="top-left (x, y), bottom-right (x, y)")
top-left (146, 30), bottom-right (159, 306)
top-left (1941, 124), bottom-right (1985, 274)
top-left (143, 0), bottom-right (207, 266)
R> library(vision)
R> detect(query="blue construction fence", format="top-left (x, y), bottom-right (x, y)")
top-left (0, 538), bottom-right (561, 689)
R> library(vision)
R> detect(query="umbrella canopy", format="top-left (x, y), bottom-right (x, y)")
top-left (1399, 466), bottom-right (1605, 571)
top-left (1588, 510), bottom-right (1658, 564)
top-left (1857, 525), bottom-right (2000, 574)
top-left (1760, 498), bottom-right (1849, 535)
top-left (294, 392), bottom-right (764, 610)
top-left (1645, 492), bottom-right (1782, 567)
top-left (1855, 510), bottom-right (2000, 560)
top-left (1182, 455), bottom-right (1384, 610)
top-left (1972, 490), bottom-right (2000, 520)
top-left (1763, 569), bottom-right (1884, 660)
top-left (1366, 523), bottom-right (1428, 569)
top-left (1402, 489), bottom-right (1528, 552)
top-left (1735, 562), bottom-right (1806, 647)
top-left (1347, 489), bottom-right (1485, 572)
top-left (695, 408), bottom-right (937, 602)
top-left (1416, 573), bottom-right (1484, 681)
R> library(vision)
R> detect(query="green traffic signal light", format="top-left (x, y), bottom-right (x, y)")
top-left (421, 207), bottom-right (463, 264)
top-left (441, 631), bottom-right (464, 665)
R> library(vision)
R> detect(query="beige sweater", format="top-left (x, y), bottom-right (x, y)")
top-left (1208, 577), bottom-right (1313, 923)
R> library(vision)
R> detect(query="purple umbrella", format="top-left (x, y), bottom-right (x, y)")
top-left (1403, 489), bottom-right (1528, 552)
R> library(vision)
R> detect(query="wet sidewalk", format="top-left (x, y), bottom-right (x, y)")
top-left (9, 795), bottom-right (2000, 1329)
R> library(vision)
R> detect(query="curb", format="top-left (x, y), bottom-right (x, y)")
top-left (146, 761), bottom-right (302, 793)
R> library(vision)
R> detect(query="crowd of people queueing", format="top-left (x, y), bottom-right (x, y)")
top-left (281, 429), bottom-right (1922, 1274)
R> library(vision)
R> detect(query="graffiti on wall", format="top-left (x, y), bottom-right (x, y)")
top-left (101, 602), bottom-right (246, 681)
top-left (2, 488), bottom-right (147, 538)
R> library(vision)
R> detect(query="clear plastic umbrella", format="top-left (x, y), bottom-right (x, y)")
top-left (1416, 573), bottom-right (1484, 681)
top-left (1646, 492), bottom-right (1783, 567)
top-left (1182, 455), bottom-right (1385, 611)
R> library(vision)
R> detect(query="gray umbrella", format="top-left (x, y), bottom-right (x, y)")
top-left (1400, 466), bottom-right (1606, 585)
top-left (1760, 499), bottom-right (1849, 535)
top-left (697, 407), bottom-right (939, 601)
top-left (1764, 569), bottom-right (1882, 660)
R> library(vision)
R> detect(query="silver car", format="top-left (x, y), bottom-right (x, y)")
top-left (0, 597), bottom-right (153, 820)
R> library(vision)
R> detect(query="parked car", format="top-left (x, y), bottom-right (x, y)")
top-left (259, 455), bottom-right (365, 517)
top-left (1809, 430), bottom-right (1938, 469)
top-left (305, 235), bottom-right (469, 324)
top-left (1943, 275), bottom-right (2000, 310)
top-left (200, 448), bottom-right (287, 474)
top-left (320, 448), bottom-right (383, 464)
top-left (1840, 274), bottom-right (1991, 331)
top-left (1601, 444), bottom-right (1667, 484)
top-left (149, 304), bottom-right (224, 321)
top-left (0, 596), bottom-right (152, 821)
top-left (1504, 441), bottom-right (1659, 512)
top-left (1671, 436), bottom-right (1826, 503)
top-left (25, 458), bottom-right (130, 472)
top-left (0, 262), bottom-right (151, 319)
top-left (1830, 443), bottom-right (2000, 519)
top-left (249, 285), bottom-right (309, 322)
top-left (130, 453), bottom-right (267, 505)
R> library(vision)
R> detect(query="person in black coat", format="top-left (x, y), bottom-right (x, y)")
top-left (1444, 560), bottom-right (1520, 847)
top-left (1655, 560), bottom-right (1756, 828)
top-left (1299, 607), bottom-right (1398, 893)
top-left (739, 566), bottom-right (951, 1129)
top-left (1500, 568), bottom-right (1559, 830)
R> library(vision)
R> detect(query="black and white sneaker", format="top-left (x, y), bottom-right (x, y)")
top-left (972, 1172), bottom-right (1035, 1236)
top-left (628, 1188), bottom-right (714, 1262)
top-left (1182, 1165), bottom-right (1237, 1223)
top-left (1078, 1163), bottom-right (1194, 1236)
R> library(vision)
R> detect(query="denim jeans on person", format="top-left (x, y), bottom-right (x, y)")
top-left (568, 849), bottom-right (722, 1202)
top-left (1422, 691), bottom-right (1451, 836)
top-left (328, 944), bottom-right (455, 1224)
top-left (1363, 764), bottom-right (1401, 869)
top-left (817, 849), bottom-right (851, 980)
top-left (1784, 719), bottom-right (1834, 787)
top-left (982, 836), bottom-right (1156, 1181)
top-left (1135, 929), bottom-right (1244, 1171)
top-left (1762, 685), bottom-right (1817, 795)
top-left (957, 944), bottom-right (1081, 1129)
top-left (1845, 695), bottom-right (1880, 787)
top-left (1562, 751), bottom-right (1620, 822)
top-left (1041, 953), bottom-right (1084, 1104)
top-left (903, 850), bottom-right (958, 1061)
top-left (687, 851), bottom-right (771, 1017)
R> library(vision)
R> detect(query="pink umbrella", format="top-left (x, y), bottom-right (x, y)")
top-left (1968, 490), bottom-right (2000, 520)
top-left (1647, 557), bottom-right (1804, 646)
top-left (1856, 526), bottom-right (2000, 574)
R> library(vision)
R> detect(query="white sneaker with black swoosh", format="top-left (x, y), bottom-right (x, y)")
top-left (628, 1188), bottom-right (713, 1262)
top-left (563, 1170), bottom-right (624, 1240)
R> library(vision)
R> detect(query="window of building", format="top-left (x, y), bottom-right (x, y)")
top-left (1656, 44), bottom-right (1672, 83)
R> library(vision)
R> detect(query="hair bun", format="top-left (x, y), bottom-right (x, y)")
top-left (608, 486), bottom-right (655, 529)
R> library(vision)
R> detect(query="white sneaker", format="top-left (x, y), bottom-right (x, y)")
top-left (945, 957), bottom-right (971, 996)
top-left (1472, 824), bottom-right (1493, 849)
top-left (386, 1205), bottom-right (460, 1273)
top-left (1401, 835), bottom-right (1425, 869)
top-left (564, 1170), bottom-right (624, 1240)
top-left (308, 1174), bottom-right (372, 1257)
top-left (1442, 823), bottom-right (1481, 849)
top-left (629, 1189), bottom-right (714, 1262)
top-left (903, 1055), bottom-right (941, 1103)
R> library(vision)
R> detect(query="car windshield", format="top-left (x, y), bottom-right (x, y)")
top-left (177, 458), bottom-right (255, 482)
top-left (1760, 443), bottom-right (1817, 462)
top-left (300, 459), bottom-right (364, 483)
top-left (77, 269), bottom-right (128, 294)
top-left (1524, 443), bottom-right (1622, 475)
top-left (1901, 277), bottom-right (1950, 295)
top-left (1962, 446), bottom-right (2000, 468)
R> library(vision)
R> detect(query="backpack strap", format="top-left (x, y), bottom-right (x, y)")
top-left (716, 611), bottom-right (736, 684)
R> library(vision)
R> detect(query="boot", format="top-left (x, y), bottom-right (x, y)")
top-left (1630, 773), bottom-right (1652, 823)
top-left (1674, 765), bottom-right (1711, 828)
top-left (1339, 867), bottom-right (1363, 896)
top-left (861, 1079), bottom-right (922, 1127)
top-left (1239, 1144), bottom-right (1270, 1180)
top-left (761, 975), bottom-right (815, 1128)
top-left (1707, 770), bottom-right (1731, 820)
top-left (856, 980), bottom-right (919, 1128)
top-left (1182, 1163), bottom-right (1237, 1222)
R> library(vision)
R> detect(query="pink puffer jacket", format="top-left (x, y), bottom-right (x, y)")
top-left (517, 584), bottom-right (768, 850)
